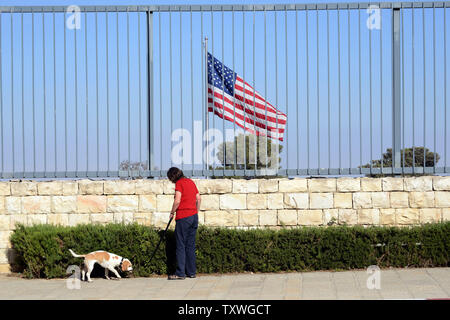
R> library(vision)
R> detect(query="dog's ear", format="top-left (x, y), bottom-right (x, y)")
top-left (121, 260), bottom-right (131, 272)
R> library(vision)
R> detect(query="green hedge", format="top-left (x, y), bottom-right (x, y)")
top-left (9, 222), bottom-right (450, 279)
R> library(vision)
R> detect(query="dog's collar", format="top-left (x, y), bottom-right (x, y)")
top-left (119, 257), bottom-right (124, 269)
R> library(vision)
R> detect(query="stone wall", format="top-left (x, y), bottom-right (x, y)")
top-left (1, 176), bottom-right (449, 272)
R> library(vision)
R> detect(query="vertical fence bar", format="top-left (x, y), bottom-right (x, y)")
top-left (32, 12), bottom-right (36, 176)
top-left (306, 8), bottom-right (310, 173)
top-left (423, 7), bottom-right (426, 170)
top-left (22, 12), bottom-right (25, 175)
top-left (180, 9), bottom-right (183, 171)
top-left (75, 10), bottom-right (78, 176)
top-left (338, 8), bottom-right (342, 173)
top-left (369, 8), bottom-right (373, 174)
top-left (116, 8), bottom-right (120, 174)
top-left (392, 7), bottom-right (401, 172)
top-left (359, 7), bottom-right (362, 173)
top-left (137, 11), bottom-right (141, 176)
top-left (380, 7), bottom-right (383, 173)
top-left (327, 9), bottom-right (330, 172)
top-left (222, 8), bottom-right (226, 176)
top-left (412, 7), bottom-right (415, 172)
top-left (43, 11), bottom-right (47, 176)
top-left (285, 6), bottom-right (288, 173)
top-left (433, 4), bottom-right (436, 172)
top-left (190, 9), bottom-right (194, 174)
top-left (10, 11), bottom-right (15, 176)
top-left (106, 11), bottom-right (110, 175)
top-left (264, 8), bottom-right (268, 174)
top-left (316, 7), bottom-right (320, 173)
top-left (95, 11), bottom-right (99, 176)
top-left (53, 12), bottom-right (57, 174)
top-left (148, 9), bottom-right (154, 176)
top-left (0, 12), bottom-right (3, 176)
top-left (159, 10), bottom-right (163, 173)
top-left (348, 8), bottom-right (352, 172)
top-left (64, 11), bottom-right (67, 176)
top-left (296, 9), bottom-right (299, 172)
top-left (445, 5), bottom-right (447, 171)
top-left (127, 10), bottom-right (131, 176)
top-left (401, 7), bottom-right (405, 172)
top-left (85, 11), bottom-right (89, 173)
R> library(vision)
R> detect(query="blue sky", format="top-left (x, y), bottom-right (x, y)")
top-left (0, 1), bottom-right (448, 176)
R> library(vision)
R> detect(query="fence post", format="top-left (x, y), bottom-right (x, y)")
top-left (392, 6), bottom-right (401, 173)
top-left (147, 10), bottom-right (154, 177)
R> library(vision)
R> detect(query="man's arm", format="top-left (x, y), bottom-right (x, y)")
top-left (196, 193), bottom-right (201, 212)
top-left (170, 191), bottom-right (182, 220)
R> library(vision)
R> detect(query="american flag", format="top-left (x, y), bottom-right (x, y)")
top-left (207, 52), bottom-right (287, 141)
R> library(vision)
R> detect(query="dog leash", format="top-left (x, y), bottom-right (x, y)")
top-left (147, 217), bottom-right (173, 265)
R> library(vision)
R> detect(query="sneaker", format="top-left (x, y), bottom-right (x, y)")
top-left (168, 275), bottom-right (185, 280)
top-left (187, 274), bottom-right (196, 278)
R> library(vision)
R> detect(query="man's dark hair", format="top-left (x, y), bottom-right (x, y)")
top-left (167, 167), bottom-right (185, 183)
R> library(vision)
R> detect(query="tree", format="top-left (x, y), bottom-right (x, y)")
top-left (360, 146), bottom-right (440, 176)
top-left (213, 134), bottom-right (283, 173)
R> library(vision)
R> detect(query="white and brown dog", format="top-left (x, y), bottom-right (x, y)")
top-left (69, 249), bottom-right (133, 282)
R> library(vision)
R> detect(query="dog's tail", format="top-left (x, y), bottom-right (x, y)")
top-left (69, 249), bottom-right (86, 258)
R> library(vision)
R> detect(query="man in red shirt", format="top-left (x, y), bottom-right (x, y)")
top-left (167, 167), bottom-right (201, 280)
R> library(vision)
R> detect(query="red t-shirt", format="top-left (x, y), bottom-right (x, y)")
top-left (174, 177), bottom-right (199, 220)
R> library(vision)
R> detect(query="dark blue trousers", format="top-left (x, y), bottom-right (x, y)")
top-left (174, 214), bottom-right (198, 277)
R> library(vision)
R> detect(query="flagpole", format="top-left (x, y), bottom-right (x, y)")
top-left (204, 36), bottom-right (209, 174)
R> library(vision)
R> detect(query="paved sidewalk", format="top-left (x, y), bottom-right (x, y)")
top-left (0, 268), bottom-right (449, 300)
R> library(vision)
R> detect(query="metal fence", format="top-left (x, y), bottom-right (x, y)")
top-left (0, 2), bottom-right (449, 179)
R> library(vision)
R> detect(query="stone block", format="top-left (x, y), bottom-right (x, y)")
top-left (435, 192), bottom-right (450, 207)
top-left (219, 194), bottom-right (246, 210)
top-left (267, 193), bottom-right (284, 209)
top-left (196, 179), bottom-right (232, 194)
top-left (90, 213), bottom-right (114, 225)
top-left (0, 182), bottom-right (10, 196)
top-left (204, 210), bottom-right (238, 227)
top-left (52, 196), bottom-right (77, 213)
top-left (27, 214), bottom-right (48, 226)
top-left (357, 209), bottom-right (380, 225)
top-left (68, 214), bottom-right (90, 226)
top-left (5, 197), bottom-right (21, 214)
top-left (277, 210), bottom-right (298, 226)
top-left (309, 193), bottom-right (333, 209)
top-left (379, 209), bottom-right (396, 225)
top-left (139, 195), bottom-right (157, 211)
top-left (37, 181), bottom-right (63, 195)
top-left (338, 209), bottom-right (358, 225)
top-left (409, 192), bottom-right (435, 208)
top-left (360, 178), bottom-right (382, 192)
top-left (433, 176), bottom-right (450, 191)
top-left (259, 210), bottom-right (278, 226)
top-left (78, 179), bottom-right (104, 195)
top-left (104, 180), bottom-right (136, 195)
top-left (389, 192), bottom-right (409, 208)
top-left (284, 193), bottom-right (309, 209)
top-left (371, 192), bottom-right (390, 209)
top-left (11, 181), bottom-right (37, 196)
top-left (336, 178), bottom-right (361, 192)
top-left (396, 208), bottom-right (420, 225)
top-left (107, 195), bottom-right (138, 213)
top-left (308, 179), bottom-right (336, 192)
top-left (62, 181), bottom-right (79, 195)
top-left (239, 210), bottom-right (259, 226)
top-left (278, 179), bottom-right (308, 192)
top-left (352, 193), bottom-right (372, 209)
top-left (333, 193), bottom-right (353, 209)
top-left (77, 195), bottom-right (107, 213)
top-left (135, 179), bottom-right (164, 194)
top-left (259, 180), bottom-right (279, 193)
top-left (403, 177), bottom-right (433, 192)
top-left (200, 194), bottom-right (220, 211)
top-left (419, 208), bottom-right (441, 224)
top-left (382, 177), bottom-right (404, 191)
top-left (22, 196), bottom-right (51, 214)
top-left (232, 179), bottom-right (259, 193)
top-left (156, 195), bottom-right (175, 212)
top-left (247, 194), bottom-right (268, 209)
top-left (298, 210), bottom-right (323, 226)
